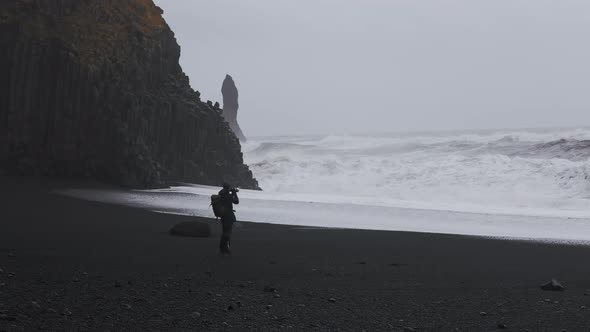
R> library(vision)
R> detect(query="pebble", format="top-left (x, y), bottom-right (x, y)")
top-left (0, 313), bottom-right (16, 321)
top-left (266, 304), bottom-right (273, 310)
top-left (264, 286), bottom-right (277, 293)
top-left (274, 294), bottom-right (281, 298)
top-left (540, 279), bottom-right (565, 291)
top-left (63, 308), bottom-right (72, 316)
top-left (581, 305), bottom-right (586, 310)
top-left (7, 273), bottom-right (14, 278)
top-left (31, 301), bottom-right (41, 310)
top-left (190, 312), bottom-right (201, 319)
top-left (328, 298), bottom-right (337, 303)
top-left (479, 311), bottom-right (487, 316)
top-left (497, 323), bottom-right (507, 329)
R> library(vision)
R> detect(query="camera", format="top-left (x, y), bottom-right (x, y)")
top-left (231, 187), bottom-right (239, 193)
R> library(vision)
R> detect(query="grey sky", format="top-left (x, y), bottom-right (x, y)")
top-left (154, 0), bottom-right (590, 137)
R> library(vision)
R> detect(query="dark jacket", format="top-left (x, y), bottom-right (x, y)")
top-left (219, 188), bottom-right (239, 213)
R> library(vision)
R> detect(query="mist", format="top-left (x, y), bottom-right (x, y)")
top-left (155, 0), bottom-right (590, 137)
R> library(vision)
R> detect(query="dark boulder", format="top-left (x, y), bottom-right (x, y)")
top-left (169, 221), bottom-right (211, 238)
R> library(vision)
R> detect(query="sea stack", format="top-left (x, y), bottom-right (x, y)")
top-left (0, 0), bottom-right (259, 189)
top-left (221, 75), bottom-right (247, 142)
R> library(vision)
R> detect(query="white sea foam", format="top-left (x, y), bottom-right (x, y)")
top-left (243, 128), bottom-right (590, 218)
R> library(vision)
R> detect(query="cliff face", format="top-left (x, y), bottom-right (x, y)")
top-left (221, 75), bottom-right (246, 142)
top-left (0, 0), bottom-right (259, 189)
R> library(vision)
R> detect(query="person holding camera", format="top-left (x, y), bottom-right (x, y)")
top-left (218, 182), bottom-right (240, 254)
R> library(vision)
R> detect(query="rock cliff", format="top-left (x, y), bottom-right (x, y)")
top-left (0, 0), bottom-right (259, 189)
top-left (221, 74), bottom-right (246, 142)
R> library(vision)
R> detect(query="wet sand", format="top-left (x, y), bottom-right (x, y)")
top-left (1, 176), bottom-right (590, 331)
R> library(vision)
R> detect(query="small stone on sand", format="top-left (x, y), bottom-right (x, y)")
top-left (0, 314), bottom-right (16, 321)
top-left (541, 279), bottom-right (565, 291)
top-left (31, 301), bottom-right (41, 310)
top-left (264, 286), bottom-right (277, 293)
top-left (169, 222), bottom-right (211, 238)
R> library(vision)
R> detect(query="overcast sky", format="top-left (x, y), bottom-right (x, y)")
top-left (154, 0), bottom-right (590, 137)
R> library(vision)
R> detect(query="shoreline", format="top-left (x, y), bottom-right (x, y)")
top-left (60, 183), bottom-right (590, 244)
top-left (2, 176), bottom-right (590, 330)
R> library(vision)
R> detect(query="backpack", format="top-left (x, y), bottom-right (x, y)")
top-left (210, 194), bottom-right (225, 218)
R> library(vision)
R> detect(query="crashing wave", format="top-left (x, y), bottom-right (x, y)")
top-left (532, 139), bottom-right (590, 161)
top-left (243, 128), bottom-right (590, 216)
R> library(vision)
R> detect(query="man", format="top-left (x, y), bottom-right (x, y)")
top-left (218, 182), bottom-right (239, 254)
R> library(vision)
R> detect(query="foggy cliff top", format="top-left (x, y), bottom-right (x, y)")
top-left (155, 0), bottom-right (590, 137)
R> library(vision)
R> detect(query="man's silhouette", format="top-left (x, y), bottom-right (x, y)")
top-left (218, 182), bottom-right (239, 254)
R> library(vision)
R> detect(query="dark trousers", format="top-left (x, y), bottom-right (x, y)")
top-left (219, 212), bottom-right (236, 252)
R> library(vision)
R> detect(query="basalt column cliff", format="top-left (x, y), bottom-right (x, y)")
top-left (221, 75), bottom-right (247, 142)
top-left (0, 0), bottom-right (259, 189)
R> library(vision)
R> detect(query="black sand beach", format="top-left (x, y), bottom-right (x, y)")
top-left (2, 177), bottom-right (590, 331)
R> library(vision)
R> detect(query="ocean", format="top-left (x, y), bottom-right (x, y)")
top-left (244, 127), bottom-right (590, 219)
top-left (64, 127), bottom-right (590, 242)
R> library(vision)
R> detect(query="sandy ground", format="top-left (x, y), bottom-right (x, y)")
top-left (1, 176), bottom-right (590, 331)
